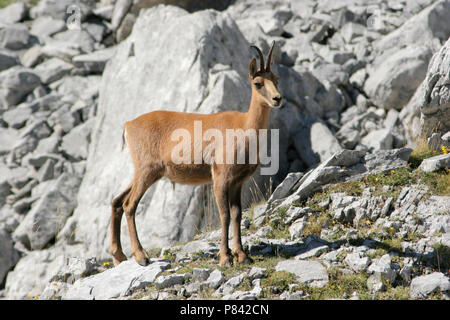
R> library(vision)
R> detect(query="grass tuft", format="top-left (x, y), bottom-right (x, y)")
top-left (409, 139), bottom-right (441, 169)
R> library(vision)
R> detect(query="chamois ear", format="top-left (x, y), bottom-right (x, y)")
top-left (249, 58), bottom-right (258, 78)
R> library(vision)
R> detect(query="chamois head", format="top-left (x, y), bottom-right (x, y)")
top-left (249, 41), bottom-right (282, 108)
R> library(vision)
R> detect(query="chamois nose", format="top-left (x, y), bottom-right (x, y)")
top-left (272, 96), bottom-right (282, 106)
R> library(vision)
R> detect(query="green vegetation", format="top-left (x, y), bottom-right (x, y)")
top-left (0, 0), bottom-right (39, 9)
top-left (303, 267), bottom-right (368, 299)
top-left (432, 243), bottom-right (450, 271)
top-left (302, 212), bottom-right (330, 237)
top-left (260, 271), bottom-right (296, 297)
top-left (409, 139), bottom-right (441, 169)
top-left (0, 0), bottom-right (15, 8)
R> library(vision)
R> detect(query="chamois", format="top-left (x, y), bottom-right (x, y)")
top-left (110, 41), bottom-right (281, 266)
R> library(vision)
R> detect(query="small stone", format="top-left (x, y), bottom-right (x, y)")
top-left (0, 24), bottom-right (31, 50)
top-left (410, 272), bottom-right (450, 299)
top-left (367, 254), bottom-right (396, 284)
top-left (419, 154), bottom-right (450, 172)
top-left (367, 274), bottom-right (386, 293)
top-left (344, 252), bottom-right (371, 272)
top-left (34, 58), bottom-right (74, 85)
top-left (154, 273), bottom-right (185, 290)
top-left (276, 260), bottom-right (329, 288)
top-left (248, 267), bottom-right (266, 280)
top-left (192, 268), bottom-right (211, 282)
top-left (204, 269), bottom-right (226, 290)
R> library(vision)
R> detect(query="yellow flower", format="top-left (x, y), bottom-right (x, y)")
top-left (330, 285), bottom-right (335, 289)
top-left (365, 220), bottom-right (371, 225)
top-left (195, 234), bottom-right (199, 237)
top-left (391, 169), bottom-right (395, 174)
top-left (442, 145), bottom-right (448, 154)
top-left (103, 261), bottom-right (111, 266)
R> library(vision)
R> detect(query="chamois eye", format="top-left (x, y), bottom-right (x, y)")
top-left (254, 82), bottom-right (263, 89)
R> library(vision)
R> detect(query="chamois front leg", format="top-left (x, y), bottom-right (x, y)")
top-left (212, 168), bottom-right (233, 266)
top-left (229, 185), bottom-right (253, 264)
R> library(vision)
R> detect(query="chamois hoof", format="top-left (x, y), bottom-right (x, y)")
top-left (219, 255), bottom-right (233, 266)
top-left (111, 251), bottom-right (128, 266)
top-left (238, 256), bottom-right (254, 265)
top-left (136, 257), bottom-right (150, 266)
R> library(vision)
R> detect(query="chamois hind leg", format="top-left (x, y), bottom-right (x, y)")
top-left (212, 165), bottom-right (233, 266)
top-left (229, 184), bottom-right (253, 264)
top-left (123, 166), bottom-right (162, 266)
top-left (110, 185), bottom-right (131, 265)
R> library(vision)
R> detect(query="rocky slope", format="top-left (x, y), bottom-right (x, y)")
top-left (31, 148), bottom-right (450, 300)
top-left (0, 0), bottom-right (449, 299)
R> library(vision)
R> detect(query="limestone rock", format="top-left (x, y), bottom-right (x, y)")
top-left (410, 272), bottom-right (450, 298)
top-left (63, 260), bottom-right (171, 299)
top-left (276, 259), bottom-right (329, 288)
top-left (13, 173), bottom-right (81, 250)
top-left (419, 154), bottom-right (450, 172)
top-left (0, 66), bottom-right (41, 108)
top-left (0, 227), bottom-right (20, 285)
top-left (0, 2), bottom-right (28, 24)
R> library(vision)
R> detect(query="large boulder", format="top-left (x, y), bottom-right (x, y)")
top-left (112, 0), bottom-right (234, 41)
top-left (419, 37), bottom-right (450, 138)
top-left (401, 37), bottom-right (450, 142)
top-left (364, 0), bottom-right (450, 111)
top-left (68, 5), bottom-right (272, 259)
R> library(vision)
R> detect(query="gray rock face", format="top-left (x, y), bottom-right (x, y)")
top-left (294, 116), bottom-right (343, 167)
top-left (13, 173), bottom-right (81, 250)
top-left (364, 46), bottom-right (432, 110)
top-left (419, 38), bottom-right (450, 137)
top-left (365, 0), bottom-right (450, 114)
top-left (276, 259), bottom-right (329, 288)
top-left (69, 5), bottom-right (258, 258)
top-left (4, 244), bottom-right (85, 299)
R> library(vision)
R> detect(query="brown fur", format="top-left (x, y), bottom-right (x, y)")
top-left (110, 43), bottom-right (282, 266)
